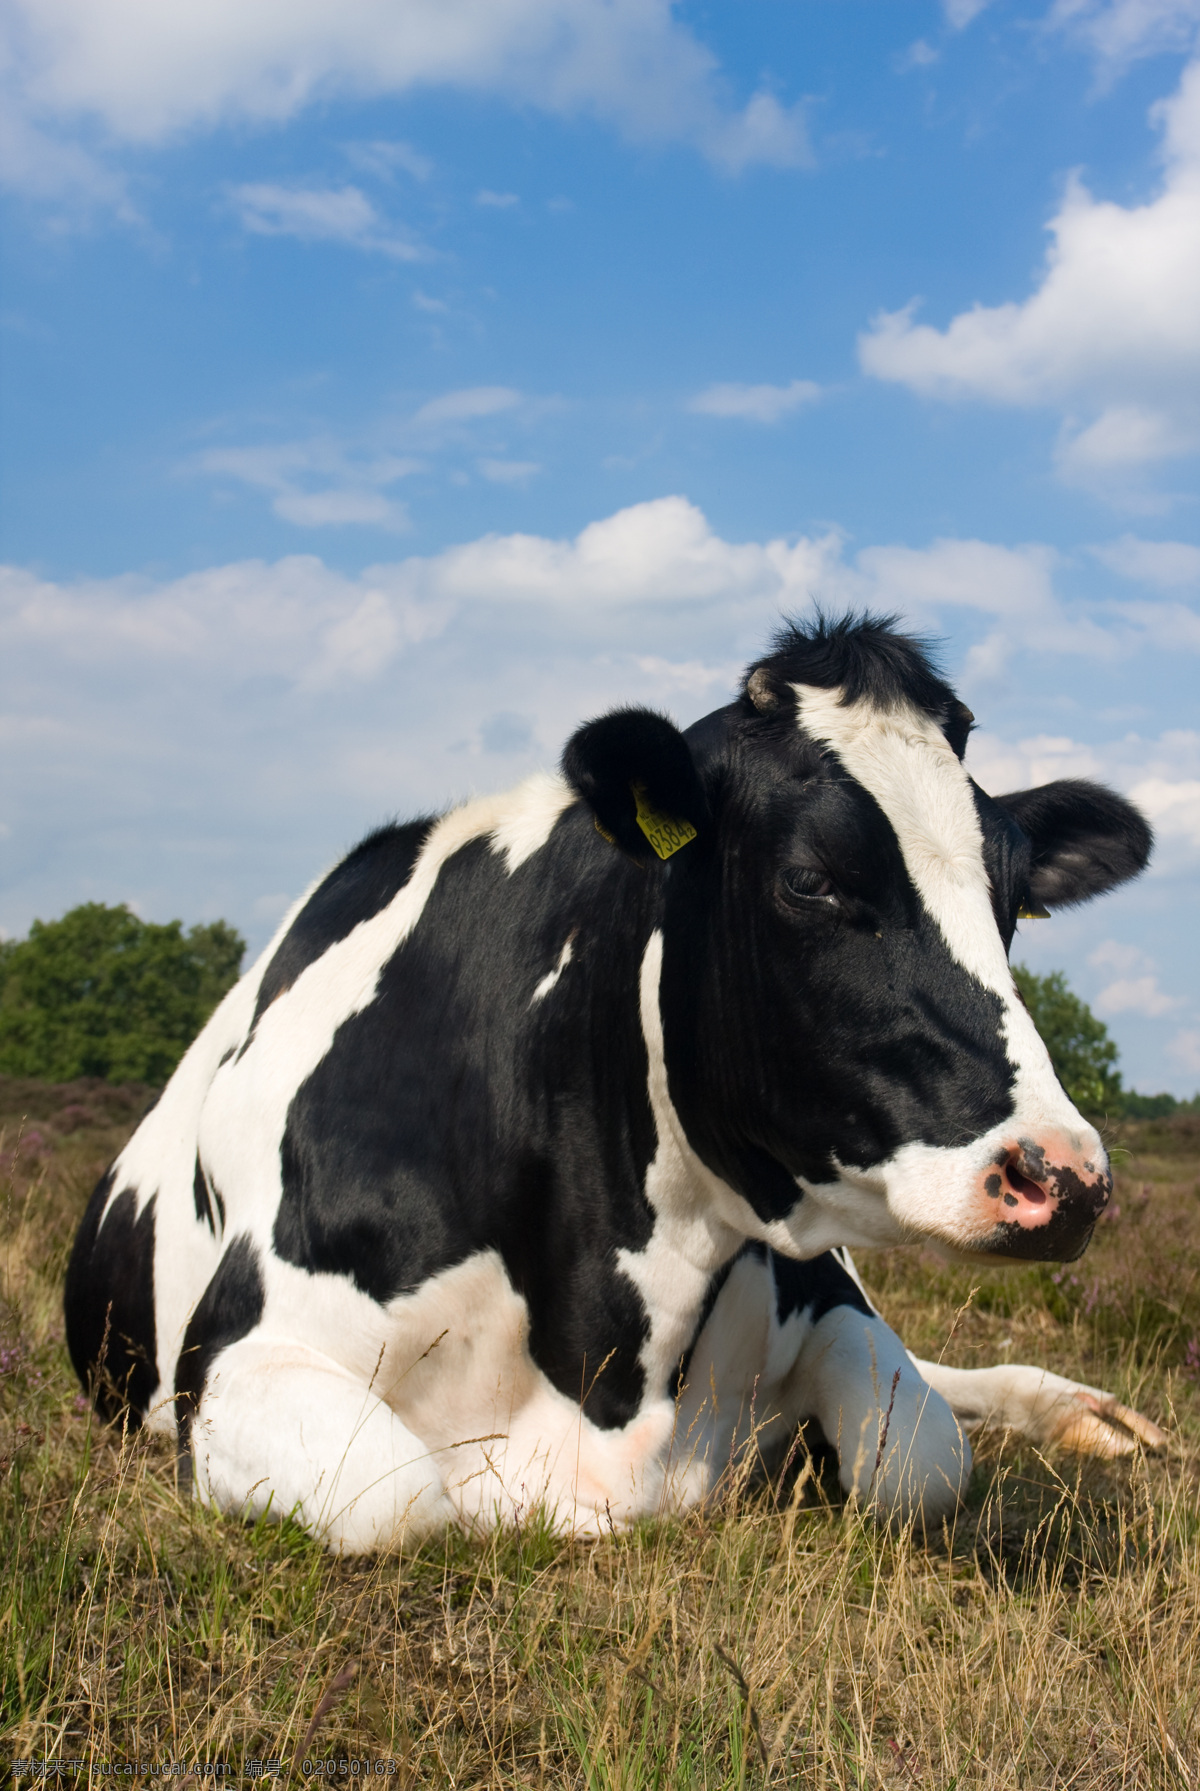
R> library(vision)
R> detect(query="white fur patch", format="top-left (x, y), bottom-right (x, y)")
top-left (489, 771), bottom-right (575, 872)
top-left (246, 1245), bottom-right (675, 1536)
top-left (793, 685), bottom-right (1007, 996)
top-left (616, 934), bottom-right (750, 1398)
top-left (530, 935), bottom-right (575, 1004)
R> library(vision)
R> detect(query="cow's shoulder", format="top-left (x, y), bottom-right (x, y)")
top-left (248, 817), bottom-right (436, 1036)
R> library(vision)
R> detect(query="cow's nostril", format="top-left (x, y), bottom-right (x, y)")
top-left (1005, 1162), bottom-right (1047, 1204)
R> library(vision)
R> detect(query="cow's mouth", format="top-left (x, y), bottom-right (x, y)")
top-left (975, 1212), bottom-right (1099, 1263)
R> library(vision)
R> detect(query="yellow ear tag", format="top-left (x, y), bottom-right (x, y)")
top-left (1017, 901), bottom-right (1051, 920)
top-left (632, 782), bottom-right (698, 861)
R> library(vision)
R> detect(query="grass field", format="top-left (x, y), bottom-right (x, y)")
top-left (4, 1073), bottom-right (1200, 1787)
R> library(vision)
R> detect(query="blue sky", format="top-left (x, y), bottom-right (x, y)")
top-left (2, 0), bottom-right (1199, 1093)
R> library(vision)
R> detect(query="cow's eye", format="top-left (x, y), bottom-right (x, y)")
top-left (779, 867), bottom-right (838, 907)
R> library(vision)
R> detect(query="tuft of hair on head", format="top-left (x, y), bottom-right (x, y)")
top-left (743, 609), bottom-right (974, 754)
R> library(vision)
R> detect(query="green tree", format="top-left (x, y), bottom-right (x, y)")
top-left (1012, 964), bottom-right (1122, 1114)
top-left (0, 903), bottom-right (245, 1086)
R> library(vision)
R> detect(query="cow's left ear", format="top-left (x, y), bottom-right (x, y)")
top-left (994, 779), bottom-right (1152, 907)
top-left (563, 706), bottom-right (709, 865)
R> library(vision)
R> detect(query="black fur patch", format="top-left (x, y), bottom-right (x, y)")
top-left (770, 1248), bottom-right (874, 1327)
top-left (193, 1156), bottom-right (215, 1232)
top-left (175, 1235), bottom-right (265, 1447)
top-left (241, 818), bottom-right (433, 1054)
top-left (274, 812), bottom-right (661, 1429)
top-left (64, 1171), bottom-right (158, 1423)
top-left (743, 612), bottom-right (959, 731)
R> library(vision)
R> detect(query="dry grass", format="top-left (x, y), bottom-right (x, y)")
top-left (4, 1076), bottom-right (1200, 1786)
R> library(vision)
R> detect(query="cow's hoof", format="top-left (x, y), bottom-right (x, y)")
top-left (1046, 1392), bottom-right (1167, 1458)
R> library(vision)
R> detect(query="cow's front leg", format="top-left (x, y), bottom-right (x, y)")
top-left (186, 1334), bottom-right (454, 1553)
top-left (687, 1249), bottom-right (973, 1524)
top-left (777, 1293), bottom-right (972, 1524)
top-left (910, 1358), bottom-right (1168, 1458)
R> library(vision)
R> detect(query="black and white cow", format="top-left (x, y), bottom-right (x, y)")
top-left (65, 615), bottom-right (1165, 1552)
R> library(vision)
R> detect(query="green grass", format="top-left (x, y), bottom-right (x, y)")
top-left (3, 1075), bottom-right (1200, 1785)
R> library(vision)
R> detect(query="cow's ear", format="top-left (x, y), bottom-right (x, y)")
top-left (563, 706), bottom-right (709, 865)
top-left (994, 780), bottom-right (1152, 908)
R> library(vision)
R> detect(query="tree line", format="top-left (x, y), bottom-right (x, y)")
top-left (0, 900), bottom-right (1195, 1115)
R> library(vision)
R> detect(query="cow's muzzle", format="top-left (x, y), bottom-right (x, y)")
top-left (974, 1136), bottom-right (1112, 1263)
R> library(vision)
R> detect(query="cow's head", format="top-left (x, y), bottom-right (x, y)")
top-left (563, 614), bottom-right (1151, 1266)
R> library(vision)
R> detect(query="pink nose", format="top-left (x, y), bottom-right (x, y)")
top-left (980, 1135), bottom-right (1111, 1261)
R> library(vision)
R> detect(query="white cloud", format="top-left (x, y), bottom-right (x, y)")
top-left (1046, 0), bottom-right (1200, 70)
top-left (227, 181), bottom-right (423, 259)
top-left (859, 58), bottom-right (1200, 487)
top-left (897, 40), bottom-right (941, 71)
top-left (414, 386), bottom-right (524, 425)
top-left (476, 189), bottom-right (519, 208)
top-left (1090, 937), bottom-right (1154, 974)
top-left (1107, 599), bottom-right (1200, 649)
top-left (1092, 533), bottom-right (1200, 585)
top-left (632, 654), bottom-right (741, 696)
top-left (0, 556), bottom-right (443, 680)
top-left (478, 458), bottom-right (541, 484)
top-left (1089, 942), bottom-right (1183, 1014)
top-left (190, 389), bottom-right (555, 527)
top-left (1096, 973), bottom-right (1183, 1014)
top-left (944, 0), bottom-right (993, 26)
top-left (850, 537), bottom-right (1124, 682)
top-left (1, 0), bottom-right (812, 210)
top-left (195, 438), bottom-right (420, 531)
top-left (343, 139), bottom-right (433, 182)
top-left (0, 105), bottom-right (142, 222)
top-left (1169, 1028), bottom-right (1200, 1074)
top-left (689, 379), bottom-right (821, 423)
top-left (1128, 771), bottom-right (1200, 847)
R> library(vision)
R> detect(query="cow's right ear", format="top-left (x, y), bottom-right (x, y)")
top-left (562, 706), bottom-right (709, 865)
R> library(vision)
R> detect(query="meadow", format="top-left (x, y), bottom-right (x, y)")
top-left (3, 1073), bottom-right (1200, 1788)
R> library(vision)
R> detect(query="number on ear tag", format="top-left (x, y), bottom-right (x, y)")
top-left (632, 783), bottom-right (698, 861)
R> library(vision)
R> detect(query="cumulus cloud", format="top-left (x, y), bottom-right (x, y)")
top-left (1, 0), bottom-right (812, 210)
top-left (689, 379), bottom-right (821, 423)
top-left (227, 181), bottom-right (423, 258)
top-left (859, 57), bottom-right (1200, 489)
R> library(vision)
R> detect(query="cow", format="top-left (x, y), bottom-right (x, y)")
top-left (65, 614), bottom-right (1166, 1554)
